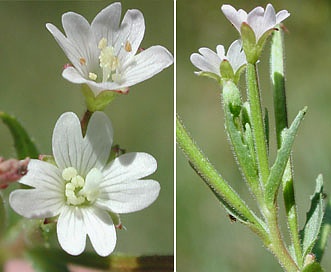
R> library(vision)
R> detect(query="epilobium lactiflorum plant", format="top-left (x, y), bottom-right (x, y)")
top-left (0, 2), bottom-right (173, 271)
top-left (177, 3), bottom-right (330, 271)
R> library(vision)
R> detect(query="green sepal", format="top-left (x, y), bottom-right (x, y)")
top-left (234, 65), bottom-right (247, 85)
top-left (241, 23), bottom-right (258, 64)
top-left (302, 262), bottom-right (324, 272)
top-left (39, 155), bottom-right (56, 165)
top-left (0, 112), bottom-right (39, 159)
top-left (81, 85), bottom-right (119, 112)
top-left (108, 144), bottom-right (126, 162)
top-left (241, 23), bottom-right (276, 64)
top-left (300, 175), bottom-right (325, 259)
top-left (265, 107), bottom-right (307, 205)
top-left (220, 60), bottom-right (235, 82)
top-left (196, 71), bottom-right (221, 84)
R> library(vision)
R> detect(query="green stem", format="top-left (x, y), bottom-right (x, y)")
top-left (176, 115), bottom-right (268, 240)
top-left (246, 63), bottom-right (270, 185)
top-left (271, 27), bottom-right (302, 267)
top-left (265, 207), bottom-right (300, 272)
top-left (80, 110), bottom-right (92, 136)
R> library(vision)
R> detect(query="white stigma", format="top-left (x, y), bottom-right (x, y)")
top-left (62, 167), bottom-right (102, 206)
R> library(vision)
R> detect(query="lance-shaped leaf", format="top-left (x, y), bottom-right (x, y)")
top-left (265, 107), bottom-right (307, 205)
top-left (313, 196), bottom-right (331, 262)
top-left (0, 112), bottom-right (39, 159)
top-left (300, 175), bottom-right (325, 259)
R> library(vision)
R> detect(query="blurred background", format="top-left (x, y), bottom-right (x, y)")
top-left (0, 0), bottom-right (173, 262)
top-left (177, 0), bottom-right (331, 271)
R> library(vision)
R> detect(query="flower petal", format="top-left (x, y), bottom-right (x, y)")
top-left (91, 2), bottom-right (122, 45)
top-left (276, 10), bottom-right (290, 24)
top-left (190, 52), bottom-right (220, 75)
top-left (52, 112), bottom-right (83, 171)
top-left (9, 189), bottom-right (63, 218)
top-left (97, 179), bottom-right (160, 213)
top-left (18, 159), bottom-right (63, 192)
top-left (263, 4), bottom-right (276, 29)
top-left (216, 45), bottom-right (225, 58)
top-left (121, 45), bottom-right (173, 86)
top-left (102, 152), bottom-right (157, 184)
top-left (226, 39), bottom-right (246, 72)
top-left (46, 23), bottom-right (85, 75)
top-left (62, 66), bottom-right (88, 84)
top-left (82, 207), bottom-right (116, 256)
top-left (247, 6), bottom-right (265, 40)
top-left (116, 9), bottom-right (145, 60)
top-left (62, 12), bottom-right (99, 72)
top-left (221, 5), bottom-right (243, 32)
top-left (80, 111), bottom-right (113, 176)
top-left (57, 206), bottom-right (87, 256)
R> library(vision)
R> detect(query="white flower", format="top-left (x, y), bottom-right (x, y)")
top-left (221, 3), bottom-right (290, 42)
top-left (190, 39), bottom-right (246, 83)
top-left (9, 111), bottom-right (160, 256)
top-left (46, 2), bottom-right (173, 96)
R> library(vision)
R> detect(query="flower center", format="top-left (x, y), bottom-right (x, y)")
top-left (62, 167), bottom-right (101, 206)
top-left (88, 38), bottom-right (123, 84)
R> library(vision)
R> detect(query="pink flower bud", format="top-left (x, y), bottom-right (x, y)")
top-left (0, 157), bottom-right (30, 189)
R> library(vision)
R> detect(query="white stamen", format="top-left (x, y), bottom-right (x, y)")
top-left (98, 37), bottom-right (119, 82)
top-left (63, 167), bottom-right (101, 206)
top-left (62, 167), bottom-right (77, 181)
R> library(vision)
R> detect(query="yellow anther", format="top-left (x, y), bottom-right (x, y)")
top-left (80, 58), bottom-right (86, 65)
top-left (125, 41), bottom-right (132, 52)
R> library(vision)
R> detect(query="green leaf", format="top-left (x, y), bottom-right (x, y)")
top-left (0, 112), bottom-right (39, 159)
top-left (302, 262), bottom-right (324, 272)
top-left (300, 175), bottom-right (325, 258)
top-left (265, 107), bottom-right (307, 205)
top-left (313, 196), bottom-right (331, 262)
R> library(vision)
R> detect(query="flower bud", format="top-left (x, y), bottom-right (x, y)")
top-left (0, 157), bottom-right (30, 189)
top-left (222, 80), bottom-right (242, 117)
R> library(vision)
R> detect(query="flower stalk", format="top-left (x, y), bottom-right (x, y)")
top-left (271, 26), bottom-right (303, 267)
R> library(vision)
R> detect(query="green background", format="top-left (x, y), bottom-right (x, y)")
top-left (0, 0), bottom-right (173, 263)
top-left (177, 0), bottom-right (331, 271)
